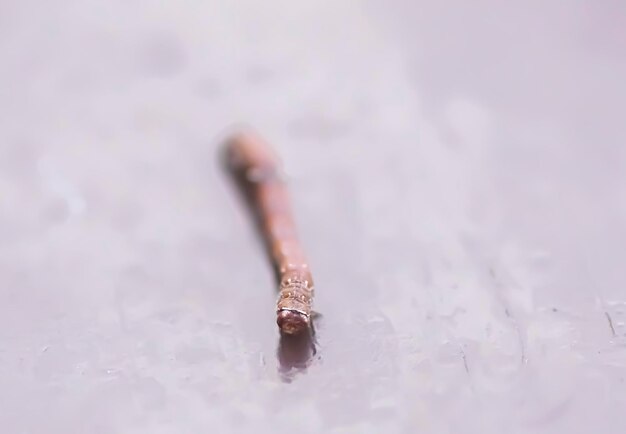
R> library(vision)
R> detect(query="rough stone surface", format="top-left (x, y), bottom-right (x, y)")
top-left (1, 1), bottom-right (625, 433)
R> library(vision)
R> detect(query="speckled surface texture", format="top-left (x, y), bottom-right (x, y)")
top-left (1, 1), bottom-right (625, 433)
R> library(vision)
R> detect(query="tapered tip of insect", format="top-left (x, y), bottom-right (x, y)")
top-left (277, 310), bottom-right (310, 335)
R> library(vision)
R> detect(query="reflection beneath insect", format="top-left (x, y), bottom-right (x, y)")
top-left (277, 322), bottom-right (317, 383)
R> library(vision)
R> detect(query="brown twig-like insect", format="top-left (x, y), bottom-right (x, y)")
top-left (225, 132), bottom-right (314, 335)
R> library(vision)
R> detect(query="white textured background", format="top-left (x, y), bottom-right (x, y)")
top-left (1, 1), bottom-right (625, 433)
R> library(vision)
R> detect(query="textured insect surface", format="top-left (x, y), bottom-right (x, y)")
top-left (225, 132), bottom-right (314, 335)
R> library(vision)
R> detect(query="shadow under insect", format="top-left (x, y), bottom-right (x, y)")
top-left (277, 326), bottom-right (317, 382)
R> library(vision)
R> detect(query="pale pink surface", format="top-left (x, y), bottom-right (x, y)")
top-left (0, 1), bottom-right (624, 433)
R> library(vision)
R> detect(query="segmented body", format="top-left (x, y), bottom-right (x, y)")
top-left (226, 132), bottom-right (314, 335)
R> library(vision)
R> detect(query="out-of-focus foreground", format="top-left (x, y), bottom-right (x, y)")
top-left (0, 1), bottom-right (625, 433)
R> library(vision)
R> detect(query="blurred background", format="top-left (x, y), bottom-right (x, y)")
top-left (1, 1), bottom-right (625, 433)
